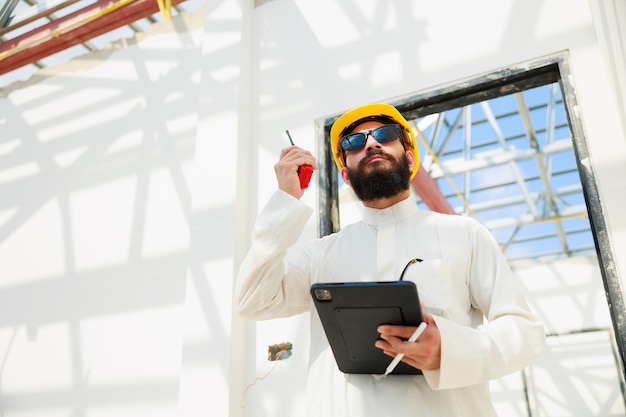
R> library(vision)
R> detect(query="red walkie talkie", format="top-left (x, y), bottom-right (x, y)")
top-left (286, 130), bottom-right (313, 189)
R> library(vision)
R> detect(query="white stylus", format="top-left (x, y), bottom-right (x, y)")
top-left (382, 321), bottom-right (428, 376)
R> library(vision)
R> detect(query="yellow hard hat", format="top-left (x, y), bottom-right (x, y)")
top-left (330, 103), bottom-right (420, 179)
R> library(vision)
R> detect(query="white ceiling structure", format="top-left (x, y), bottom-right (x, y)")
top-left (1, 0), bottom-right (595, 267)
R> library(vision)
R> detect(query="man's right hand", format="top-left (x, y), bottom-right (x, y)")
top-left (274, 146), bottom-right (318, 199)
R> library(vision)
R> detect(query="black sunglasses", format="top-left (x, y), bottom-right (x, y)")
top-left (339, 124), bottom-right (404, 152)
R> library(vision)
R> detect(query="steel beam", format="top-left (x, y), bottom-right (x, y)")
top-left (0, 0), bottom-right (81, 36)
top-left (411, 165), bottom-right (456, 215)
top-left (0, 0), bottom-right (184, 76)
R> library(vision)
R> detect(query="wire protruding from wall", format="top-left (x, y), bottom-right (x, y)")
top-left (241, 342), bottom-right (293, 408)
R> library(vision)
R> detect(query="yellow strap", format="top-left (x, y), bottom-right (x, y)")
top-left (157, 0), bottom-right (171, 20)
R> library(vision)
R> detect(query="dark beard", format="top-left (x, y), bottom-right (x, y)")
top-left (346, 150), bottom-right (411, 201)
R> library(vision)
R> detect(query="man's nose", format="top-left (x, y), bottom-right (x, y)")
top-left (364, 133), bottom-right (381, 151)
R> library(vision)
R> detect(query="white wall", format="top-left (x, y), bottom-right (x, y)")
top-left (0, 10), bottom-right (205, 417)
top-left (1, 0), bottom-right (625, 416)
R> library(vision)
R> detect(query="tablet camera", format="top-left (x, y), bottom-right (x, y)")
top-left (314, 288), bottom-right (333, 301)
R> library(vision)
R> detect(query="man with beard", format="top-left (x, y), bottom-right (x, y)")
top-left (236, 103), bottom-right (545, 417)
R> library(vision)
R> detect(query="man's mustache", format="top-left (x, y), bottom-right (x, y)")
top-left (359, 150), bottom-right (392, 169)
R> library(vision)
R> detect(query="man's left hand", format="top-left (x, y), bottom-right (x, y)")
top-left (375, 311), bottom-right (441, 370)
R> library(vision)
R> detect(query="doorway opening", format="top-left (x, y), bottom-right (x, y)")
top-left (315, 52), bottom-right (626, 416)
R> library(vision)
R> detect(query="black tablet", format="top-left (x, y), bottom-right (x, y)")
top-left (310, 280), bottom-right (423, 375)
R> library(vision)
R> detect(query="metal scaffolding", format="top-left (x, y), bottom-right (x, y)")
top-left (412, 82), bottom-right (594, 266)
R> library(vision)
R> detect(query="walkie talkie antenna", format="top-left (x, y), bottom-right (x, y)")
top-left (286, 130), bottom-right (295, 146)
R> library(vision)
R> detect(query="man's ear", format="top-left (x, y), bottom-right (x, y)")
top-left (341, 167), bottom-right (351, 186)
top-left (406, 149), bottom-right (415, 172)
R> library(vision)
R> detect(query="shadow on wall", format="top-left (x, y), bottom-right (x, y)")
top-left (0, 15), bottom-right (210, 416)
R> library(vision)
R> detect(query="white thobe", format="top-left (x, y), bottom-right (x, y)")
top-left (237, 190), bottom-right (545, 417)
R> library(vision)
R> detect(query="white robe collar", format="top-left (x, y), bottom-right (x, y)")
top-left (361, 196), bottom-right (418, 226)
